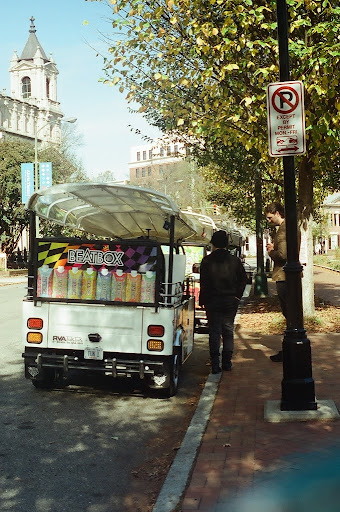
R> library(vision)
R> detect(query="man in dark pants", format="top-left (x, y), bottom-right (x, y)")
top-left (199, 230), bottom-right (247, 374)
top-left (264, 202), bottom-right (287, 362)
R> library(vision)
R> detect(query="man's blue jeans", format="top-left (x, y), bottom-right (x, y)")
top-left (206, 308), bottom-right (238, 362)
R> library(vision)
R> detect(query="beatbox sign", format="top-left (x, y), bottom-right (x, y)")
top-left (267, 81), bottom-right (306, 157)
top-left (35, 240), bottom-right (158, 303)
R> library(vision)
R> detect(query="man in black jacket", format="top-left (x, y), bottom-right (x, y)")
top-left (199, 230), bottom-right (247, 374)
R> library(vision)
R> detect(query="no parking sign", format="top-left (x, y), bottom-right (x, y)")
top-left (267, 81), bottom-right (306, 157)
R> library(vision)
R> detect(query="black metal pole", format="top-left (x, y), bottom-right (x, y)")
top-left (27, 210), bottom-right (36, 300)
top-left (167, 215), bottom-right (175, 305)
top-left (276, 0), bottom-right (316, 410)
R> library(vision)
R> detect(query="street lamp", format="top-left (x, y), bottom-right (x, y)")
top-left (276, 0), bottom-right (316, 411)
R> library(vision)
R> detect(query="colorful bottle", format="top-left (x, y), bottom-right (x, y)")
top-left (126, 270), bottom-right (142, 303)
top-left (82, 268), bottom-right (97, 300)
top-left (52, 266), bottom-right (69, 298)
top-left (68, 267), bottom-right (83, 299)
top-left (111, 269), bottom-right (126, 302)
top-left (141, 271), bottom-right (156, 303)
top-left (96, 268), bottom-right (112, 301)
top-left (37, 265), bottom-right (53, 298)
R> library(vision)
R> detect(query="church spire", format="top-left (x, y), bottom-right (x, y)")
top-left (19, 16), bottom-right (48, 61)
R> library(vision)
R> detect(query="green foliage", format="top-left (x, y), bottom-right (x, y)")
top-left (0, 140), bottom-right (33, 254)
top-left (39, 144), bottom-right (87, 185)
top-left (194, 143), bottom-right (282, 227)
top-left (0, 140), bottom-right (88, 252)
top-left (91, 0), bottom-right (339, 222)
top-left (95, 170), bottom-right (116, 183)
top-left (314, 252), bottom-right (340, 271)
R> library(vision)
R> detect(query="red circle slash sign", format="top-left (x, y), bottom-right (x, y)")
top-left (272, 86), bottom-right (299, 114)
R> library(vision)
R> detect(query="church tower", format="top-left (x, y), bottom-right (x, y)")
top-left (6, 17), bottom-right (63, 144)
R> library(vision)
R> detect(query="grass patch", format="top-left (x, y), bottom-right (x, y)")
top-left (238, 295), bottom-right (340, 334)
top-left (314, 252), bottom-right (340, 271)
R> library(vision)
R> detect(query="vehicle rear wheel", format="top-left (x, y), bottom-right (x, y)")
top-left (31, 369), bottom-right (56, 389)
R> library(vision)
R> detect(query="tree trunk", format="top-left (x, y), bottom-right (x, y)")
top-left (298, 156), bottom-right (315, 318)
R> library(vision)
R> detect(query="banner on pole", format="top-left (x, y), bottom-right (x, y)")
top-left (39, 162), bottom-right (53, 189)
top-left (21, 163), bottom-right (34, 204)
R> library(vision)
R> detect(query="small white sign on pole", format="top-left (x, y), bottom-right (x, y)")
top-left (267, 81), bottom-right (306, 157)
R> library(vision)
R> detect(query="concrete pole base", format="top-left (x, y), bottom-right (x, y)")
top-left (265, 399), bottom-right (339, 423)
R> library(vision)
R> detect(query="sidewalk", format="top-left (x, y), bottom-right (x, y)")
top-left (155, 268), bottom-right (340, 512)
top-left (0, 273), bottom-right (27, 286)
top-left (179, 330), bottom-right (340, 512)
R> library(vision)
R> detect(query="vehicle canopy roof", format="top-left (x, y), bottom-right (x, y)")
top-left (26, 183), bottom-right (215, 245)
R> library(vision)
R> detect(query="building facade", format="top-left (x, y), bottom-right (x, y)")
top-left (129, 139), bottom-right (188, 187)
top-left (0, 17), bottom-right (63, 146)
top-left (0, 17), bottom-right (66, 261)
top-left (322, 193), bottom-right (340, 251)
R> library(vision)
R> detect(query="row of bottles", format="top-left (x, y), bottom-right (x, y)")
top-left (37, 265), bottom-right (156, 303)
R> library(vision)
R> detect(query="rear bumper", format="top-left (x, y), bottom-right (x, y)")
top-left (23, 349), bottom-right (165, 380)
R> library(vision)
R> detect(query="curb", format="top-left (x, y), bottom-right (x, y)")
top-left (151, 300), bottom-right (251, 512)
top-left (313, 264), bottom-right (340, 273)
top-left (0, 269), bottom-right (28, 277)
top-left (152, 372), bottom-right (222, 512)
top-left (0, 276), bottom-right (28, 286)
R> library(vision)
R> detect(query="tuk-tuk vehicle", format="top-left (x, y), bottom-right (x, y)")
top-left (22, 183), bottom-right (214, 396)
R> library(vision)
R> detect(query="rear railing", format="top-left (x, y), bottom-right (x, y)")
top-left (159, 276), bottom-right (194, 306)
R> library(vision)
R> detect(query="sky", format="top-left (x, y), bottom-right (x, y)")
top-left (0, 0), bottom-right (161, 181)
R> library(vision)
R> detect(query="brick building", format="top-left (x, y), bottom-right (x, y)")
top-left (129, 139), bottom-right (188, 188)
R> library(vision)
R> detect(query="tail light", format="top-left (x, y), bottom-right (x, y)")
top-left (147, 325), bottom-right (164, 337)
top-left (27, 318), bottom-right (43, 330)
top-left (27, 332), bottom-right (43, 344)
top-left (147, 339), bottom-right (164, 352)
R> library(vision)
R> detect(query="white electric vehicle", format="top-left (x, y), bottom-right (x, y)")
top-left (22, 183), bottom-right (215, 396)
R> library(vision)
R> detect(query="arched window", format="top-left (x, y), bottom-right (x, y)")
top-left (22, 77), bottom-right (31, 99)
top-left (46, 78), bottom-right (50, 98)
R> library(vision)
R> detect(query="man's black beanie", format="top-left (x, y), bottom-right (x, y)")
top-left (211, 230), bottom-right (228, 248)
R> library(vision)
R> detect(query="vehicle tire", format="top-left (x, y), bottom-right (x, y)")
top-left (31, 369), bottom-right (56, 389)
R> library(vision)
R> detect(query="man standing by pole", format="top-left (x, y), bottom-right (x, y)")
top-left (264, 202), bottom-right (287, 362)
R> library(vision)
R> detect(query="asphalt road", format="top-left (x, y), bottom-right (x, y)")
top-left (0, 284), bottom-right (211, 512)
top-left (313, 265), bottom-right (340, 306)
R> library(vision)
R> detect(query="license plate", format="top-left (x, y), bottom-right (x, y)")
top-left (84, 347), bottom-right (103, 360)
